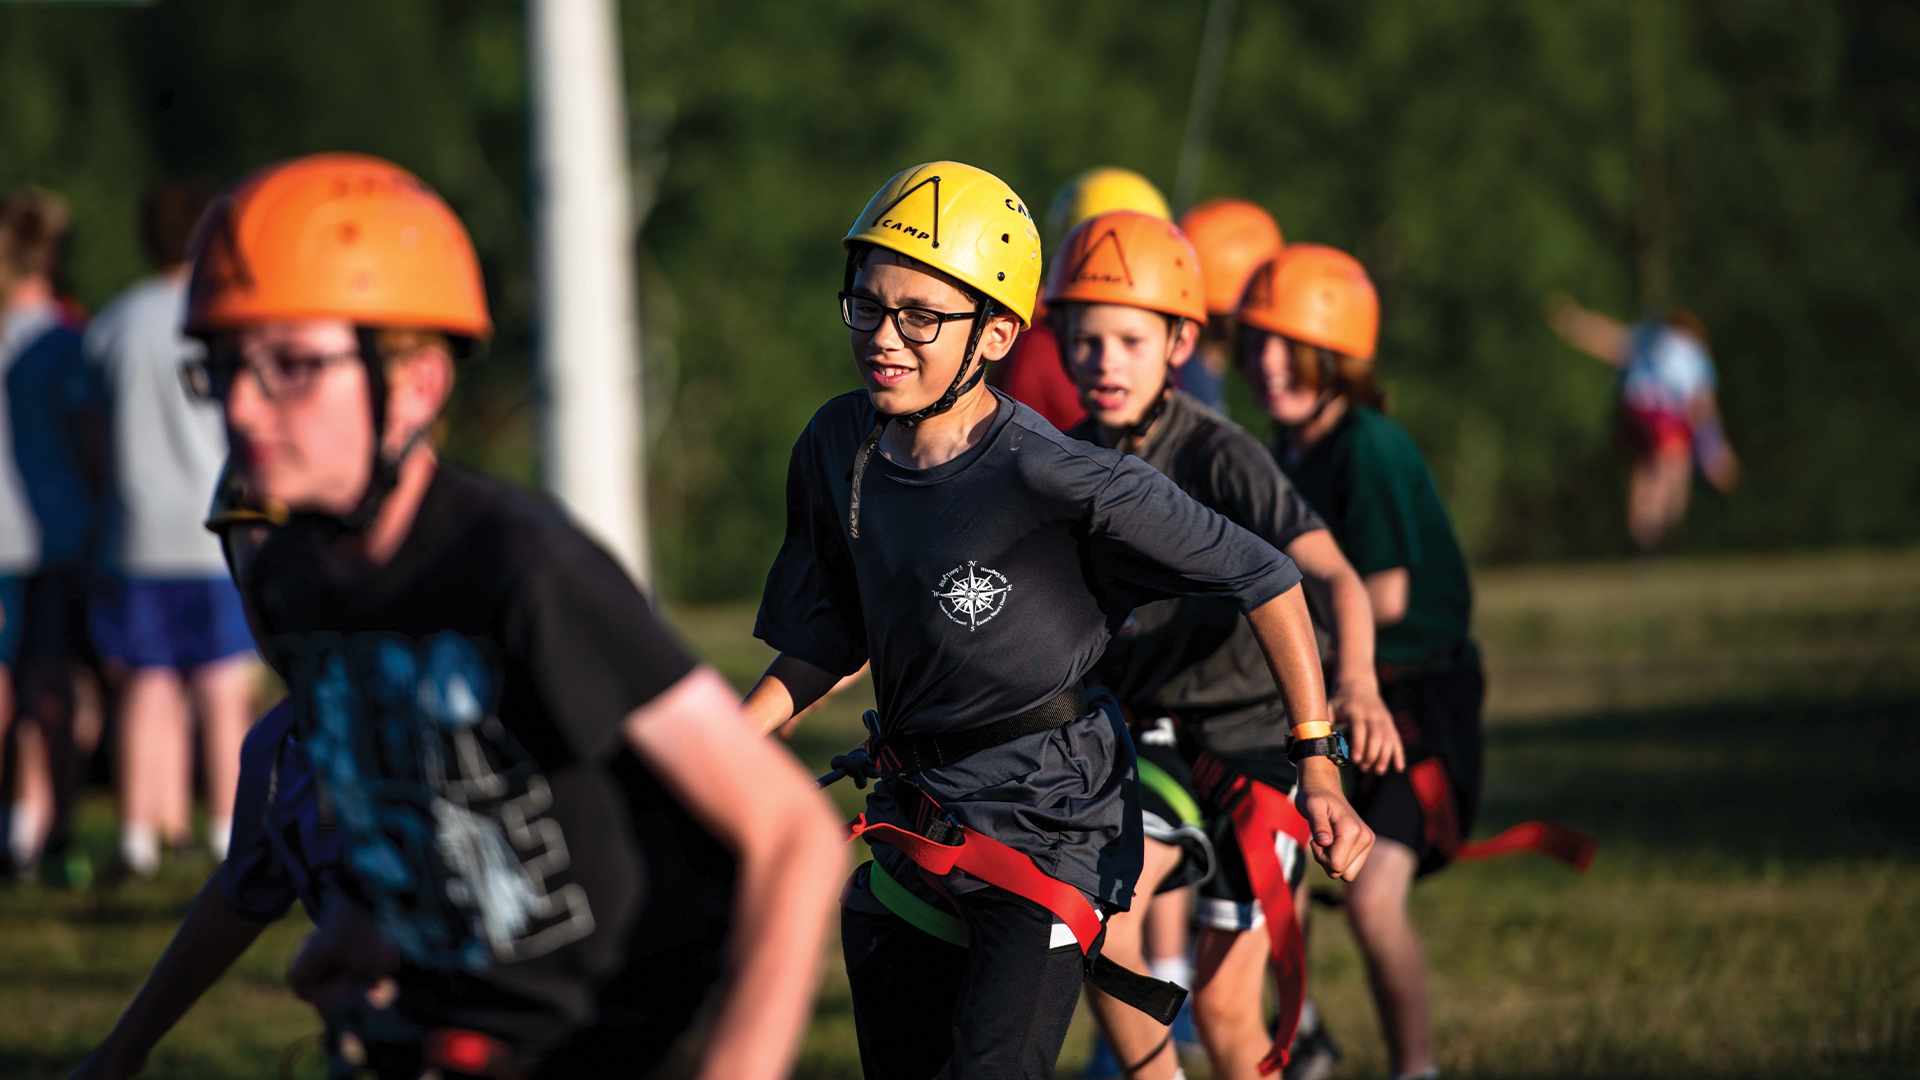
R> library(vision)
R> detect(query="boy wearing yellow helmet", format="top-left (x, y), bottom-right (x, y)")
top-left (747, 163), bottom-right (1374, 1079)
top-left (1052, 211), bottom-right (1397, 1080)
top-left (94, 153), bottom-right (846, 1080)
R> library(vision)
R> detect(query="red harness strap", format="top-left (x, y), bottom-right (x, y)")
top-left (423, 1028), bottom-right (522, 1079)
top-left (846, 788), bottom-right (1189, 1026)
top-left (1193, 756), bottom-right (1313, 1075)
top-left (847, 814), bottom-right (1105, 953)
top-left (1408, 758), bottom-right (1596, 870)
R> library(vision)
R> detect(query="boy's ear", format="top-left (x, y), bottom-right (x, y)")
top-left (386, 345), bottom-right (455, 447)
top-left (1169, 318), bottom-right (1201, 369)
top-left (980, 309), bottom-right (1024, 362)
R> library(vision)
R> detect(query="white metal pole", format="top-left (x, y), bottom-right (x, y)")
top-left (528, 0), bottom-right (652, 589)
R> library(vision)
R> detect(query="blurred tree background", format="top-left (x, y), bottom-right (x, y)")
top-left (3, 0), bottom-right (1916, 600)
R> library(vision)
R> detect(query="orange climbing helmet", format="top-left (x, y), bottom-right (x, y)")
top-left (1043, 210), bottom-right (1207, 325)
top-left (185, 152), bottom-right (491, 343)
top-left (1237, 244), bottom-right (1377, 361)
top-left (1178, 198), bottom-right (1283, 316)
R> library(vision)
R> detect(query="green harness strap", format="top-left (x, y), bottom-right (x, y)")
top-left (1138, 758), bottom-right (1203, 827)
top-left (867, 858), bottom-right (971, 948)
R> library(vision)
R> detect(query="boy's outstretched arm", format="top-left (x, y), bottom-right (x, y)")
top-left (1286, 528), bottom-right (1403, 774)
top-left (1245, 584), bottom-right (1377, 881)
top-left (742, 653), bottom-right (844, 736)
top-left (69, 876), bottom-right (269, 1080)
top-left (626, 667), bottom-right (846, 1080)
top-left (1545, 291), bottom-right (1629, 367)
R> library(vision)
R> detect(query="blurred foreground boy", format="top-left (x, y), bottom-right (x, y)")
top-left (745, 161), bottom-right (1374, 1080)
top-left (93, 152), bottom-right (843, 1080)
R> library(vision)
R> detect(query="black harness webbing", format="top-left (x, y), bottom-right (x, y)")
top-left (868, 685), bottom-right (1086, 774)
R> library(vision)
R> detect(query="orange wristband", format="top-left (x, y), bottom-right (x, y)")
top-left (1290, 720), bottom-right (1333, 741)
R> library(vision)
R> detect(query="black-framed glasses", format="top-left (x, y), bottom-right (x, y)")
top-left (180, 345), bottom-right (361, 403)
top-left (838, 291), bottom-right (976, 345)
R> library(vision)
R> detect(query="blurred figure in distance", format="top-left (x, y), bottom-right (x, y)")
top-left (85, 177), bottom-right (259, 877)
top-left (0, 186), bottom-right (99, 886)
top-left (1547, 293), bottom-right (1740, 553)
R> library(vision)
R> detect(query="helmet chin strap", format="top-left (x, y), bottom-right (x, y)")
top-left (284, 327), bottom-right (430, 540)
top-left (847, 302), bottom-right (994, 540)
top-left (1111, 330), bottom-right (1190, 448)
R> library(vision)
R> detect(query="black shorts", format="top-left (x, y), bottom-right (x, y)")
top-left (842, 874), bottom-right (1085, 1080)
top-left (17, 566), bottom-right (94, 669)
top-left (1353, 646), bottom-right (1486, 878)
top-left (1131, 712), bottom-right (1305, 931)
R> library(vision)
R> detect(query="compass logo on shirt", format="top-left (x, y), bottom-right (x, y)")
top-left (932, 560), bottom-right (1012, 631)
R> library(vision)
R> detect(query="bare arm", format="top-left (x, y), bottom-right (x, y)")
top-left (1545, 291), bottom-right (1629, 367)
top-left (1364, 567), bottom-right (1409, 627)
top-left (1285, 530), bottom-right (1403, 774)
top-left (742, 653), bottom-right (844, 736)
top-left (625, 667), bottom-right (846, 1080)
top-left (70, 876), bottom-right (269, 1080)
top-left (1244, 586), bottom-right (1375, 880)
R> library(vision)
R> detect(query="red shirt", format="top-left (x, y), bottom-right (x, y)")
top-left (990, 317), bottom-right (1085, 432)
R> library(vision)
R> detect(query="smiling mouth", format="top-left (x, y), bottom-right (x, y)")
top-left (1088, 385), bottom-right (1129, 409)
top-left (866, 361), bottom-right (914, 387)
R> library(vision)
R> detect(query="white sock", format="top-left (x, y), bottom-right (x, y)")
top-left (1297, 998), bottom-right (1320, 1035)
top-left (121, 823), bottom-right (161, 879)
top-left (1150, 956), bottom-right (1193, 989)
top-left (208, 817), bottom-right (232, 862)
top-left (10, 801), bottom-right (43, 868)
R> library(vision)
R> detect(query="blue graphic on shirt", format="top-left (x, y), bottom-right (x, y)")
top-left (303, 631), bottom-right (593, 973)
top-left (1621, 319), bottom-right (1716, 416)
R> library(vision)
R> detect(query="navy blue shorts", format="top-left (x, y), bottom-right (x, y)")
top-left (0, 575), bottom-right (23, 668)
top-left (90, 577), bottom-right (255, 670)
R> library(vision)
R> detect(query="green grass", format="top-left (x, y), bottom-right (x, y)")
top-left (5, 553), bottom-right (1919, 1078)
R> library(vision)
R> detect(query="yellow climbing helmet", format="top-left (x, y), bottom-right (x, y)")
top-left (1046, 166), bottom-right (1171, 243)
top-left (844, 161), bottom-right (1042, 328)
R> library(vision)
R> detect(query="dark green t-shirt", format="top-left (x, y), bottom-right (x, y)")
top-left (1277, 406), bottom-right (1472, 665)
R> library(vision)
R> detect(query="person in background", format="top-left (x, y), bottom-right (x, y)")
top-left (85, 177), bottom-right (259, 877)
top-left (1238, 246), bottom-right (1479, 1080)
top-left (1056, 211), bottom-right (1396, 1080)
top-left (1176, 198), bottom-right (1285, 414)
top-left (1546, 293), bottom-right (1739, 552)
top-left (989, 166), bottom-right (1173, 432)
top-left (0, 185), bottom-right (98, 886)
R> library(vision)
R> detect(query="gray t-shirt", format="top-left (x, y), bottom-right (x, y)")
top-left (84, 274), bottom-right (228, 577)
top-left (1075, 391), bottom-right (1327, 751)
top-left (756, 388), bottom-right (1301, 907)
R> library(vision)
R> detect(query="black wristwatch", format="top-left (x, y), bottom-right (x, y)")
top-left (1287, 731), bottom-right (1351, 768)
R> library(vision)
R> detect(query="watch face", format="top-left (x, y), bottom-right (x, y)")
top-left (1332, 732), bottom-right (1351, 766)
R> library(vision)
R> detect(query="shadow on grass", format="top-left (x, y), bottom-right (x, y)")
top-left (1477, 694), bottom-right (1920, 870)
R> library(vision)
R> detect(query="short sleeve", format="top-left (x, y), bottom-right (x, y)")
top-left (753, 425), bottom-right (870, 676)
top-left (219, 703), bottom-right (301, 924)
top-left (1339, 426), bottom-right (1424, 576)
top-left (510, 530), bottom-right (701, 759)
top-left (1089, 454), bottom-right (1302, 614)
top-left (1207, 434), bottom-right (1327, 553)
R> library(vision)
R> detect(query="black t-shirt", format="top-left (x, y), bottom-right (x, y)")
top-left (247, 464), bottom-right (727, 1058)
top-left (756, 388), bottom-right (1300, 908)
top-left (1074, 391), bottom-right (1326, 751)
